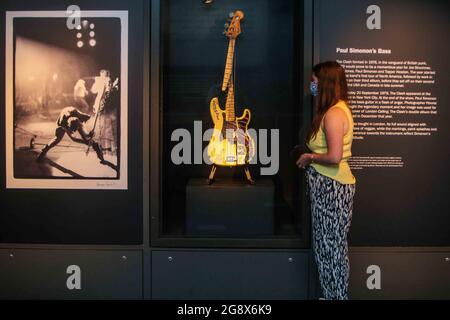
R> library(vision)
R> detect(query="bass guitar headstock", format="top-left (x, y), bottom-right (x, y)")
top-left (223, 10), bottom-right (244, 39)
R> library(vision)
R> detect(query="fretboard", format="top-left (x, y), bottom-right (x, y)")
top-left (222, 38), bottom-right (236, 91)
top-left (225, 76), bottom-right (235, 122)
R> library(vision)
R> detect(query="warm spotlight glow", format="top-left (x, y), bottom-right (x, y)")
top-left (76, 32), bottom-right (82, 39)
top-left (89, 31), bottom-right (95, 37)
top-left (77, 41), bottom-right (84, 48)
top-left (76, 25), bottom-right (82, 30)
top-left (89, 39), bottom-right (96, 47)
top-left (82, 20), bottom-right (89, 28)
top-left (15, 37), bottom-right (98, 111)
top-left (90, 23), bottom-right (95, 29)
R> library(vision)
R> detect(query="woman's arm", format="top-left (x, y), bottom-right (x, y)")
top-left (297, 107), bottom-right (347, 168)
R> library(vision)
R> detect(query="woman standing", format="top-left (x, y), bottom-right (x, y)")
top-left (296, 61), bottom-right (356, 300)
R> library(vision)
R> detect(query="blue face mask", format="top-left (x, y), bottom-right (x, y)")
top-left (310, 80), bottom-right (318, 97)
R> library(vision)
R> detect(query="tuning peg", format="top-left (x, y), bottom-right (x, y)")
top-left (229, 12), bottom-right (234, 18)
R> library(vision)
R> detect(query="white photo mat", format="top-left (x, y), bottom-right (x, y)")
top-left (5, 10), bottom-right (128, 190)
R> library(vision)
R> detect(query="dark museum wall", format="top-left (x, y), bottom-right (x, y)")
top-left (0, 0), bottom-right (448, 300)
top-left (314, 0), bottom-right (450, 299)
top-left (0, 0), bottom-right (144, 244)
top-left (316, 0), bottom-right (450, 246)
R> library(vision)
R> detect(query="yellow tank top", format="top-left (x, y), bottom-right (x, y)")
top-left (306, 100), bottom-right (356, 185)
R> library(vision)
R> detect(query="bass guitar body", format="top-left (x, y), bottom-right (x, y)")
top-left (207, 97), bottom-right (255, 166)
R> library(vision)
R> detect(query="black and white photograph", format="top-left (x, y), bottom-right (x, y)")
top-left (5, 10), bottom-right (128, 189)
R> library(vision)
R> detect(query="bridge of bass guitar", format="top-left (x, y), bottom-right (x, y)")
top-left (208, 122), bottom-right (253, 167)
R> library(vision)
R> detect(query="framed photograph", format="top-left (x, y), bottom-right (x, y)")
top-left (5, 10), bottom-right (128, 189)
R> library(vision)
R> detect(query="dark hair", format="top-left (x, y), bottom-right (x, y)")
top-left (306, 61), bottom-right (349, 143)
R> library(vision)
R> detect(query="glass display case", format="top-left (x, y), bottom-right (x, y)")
top-left (151, 0), bottom-right (310, 247)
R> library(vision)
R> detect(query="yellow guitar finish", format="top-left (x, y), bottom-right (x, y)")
top-left (207, 97), bottom-right (255, 166)
top-left (207, 10), bottom-right (254, 168)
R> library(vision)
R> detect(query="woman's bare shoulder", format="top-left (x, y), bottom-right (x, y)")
top-left (324, 106), bottom-right (347, 121)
